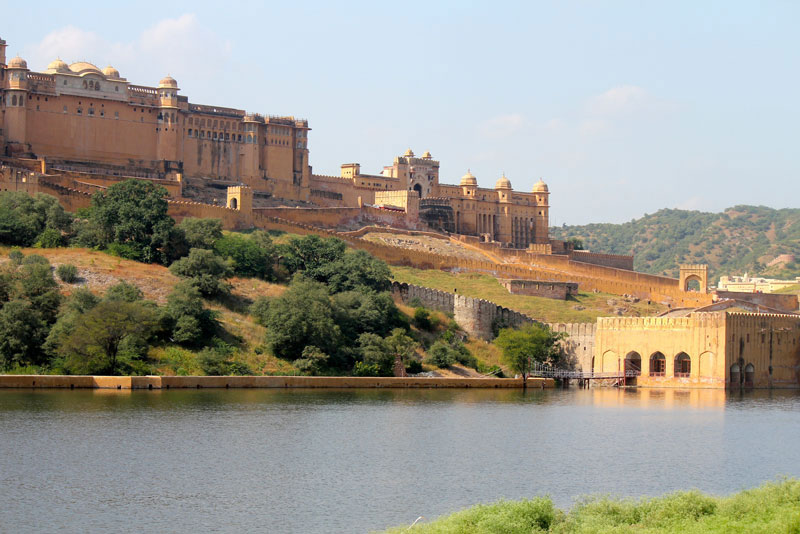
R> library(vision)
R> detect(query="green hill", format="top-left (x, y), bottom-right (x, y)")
top-left (550, 205), bottom-right (800, 283)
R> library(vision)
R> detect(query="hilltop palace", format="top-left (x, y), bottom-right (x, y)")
top-left (2, 37), bottom-right (799, 389)
top-left (0, 40), bottom-right (549, 249)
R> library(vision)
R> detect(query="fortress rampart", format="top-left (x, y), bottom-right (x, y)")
top-left (391, 282), bottom-right (540, 340)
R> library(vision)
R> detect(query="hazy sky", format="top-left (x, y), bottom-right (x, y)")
top-left (3, 1), bottom-right (798, 224)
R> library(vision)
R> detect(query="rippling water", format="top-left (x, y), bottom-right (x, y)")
top-left (1, 388), bottom-right (799, 533)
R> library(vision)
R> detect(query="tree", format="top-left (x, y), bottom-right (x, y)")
top-left (494, 324), bottom-right (563, 387)
top-left (263, 277), bottom-right (341, 360)
top-left (318, 250), bottom-right (392, 293)
top-left (161, 281), bottom-right (216, 344)
top-left (169, 248), bottom-right (234, 297)
top-left (356, 328), bottom-right (418, 376)
top-left (178, 218), bottom-right (223, 249)
top-left (215, 233), bottom-right (275, 279)
top-left (332, 290), bottom-right (405, 341)
top-left (58, 300), bottom-right (157, 375)
top-left (0, 300), bottom-right (47, 369)
top-left (0, 192), bottom-right (71, 247)
top-left (83, 179), bottom-right (178, 264)
top-left (279, 235), bottom-right (346, 278)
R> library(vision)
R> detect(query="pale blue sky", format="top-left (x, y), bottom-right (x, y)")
top-left (3, 1), bottom-right (798, 224)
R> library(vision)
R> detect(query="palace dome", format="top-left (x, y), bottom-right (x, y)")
top-left (495, 175), bottom-right (512, 190)
top-left (158, 75), bottom-right (178, 88)
top-left (102, 66), bottom-right (121, 79)
top-left (69, 62), bottom-right (103, 75)
top-left (46, 58), bottom-right (69, 73)
top-left (460, 170), bottom-right (477, 187)
top-left (8, 56), bottom-right (27, 69)
top-left (421, 150), bottom-right (432, 159)
top-left (532, 178), bottom-right (549, 192)
top-left (403, 148), bottom-right (415, 157)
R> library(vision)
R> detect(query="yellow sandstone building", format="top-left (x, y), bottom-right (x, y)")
top-left (0, 38), bottom-right (551, 248)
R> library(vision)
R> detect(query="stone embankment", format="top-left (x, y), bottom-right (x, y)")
top-left (0, 375), bottom-right (553, 389)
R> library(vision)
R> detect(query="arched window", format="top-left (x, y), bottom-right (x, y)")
top-left (674, 352), bottom-right (691, 377)
top-left (11, 95), bottom-right (17, 106)
top-left (650, 352), bottom-right (666, 377)
top-left (230, 197), bottom-right (238, 210)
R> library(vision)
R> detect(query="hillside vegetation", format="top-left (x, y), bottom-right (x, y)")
top-left (550, 205), bottom-right (800, 283)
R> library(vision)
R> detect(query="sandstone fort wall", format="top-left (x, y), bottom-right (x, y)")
top-left (715, 291), bottom-right (799, 313)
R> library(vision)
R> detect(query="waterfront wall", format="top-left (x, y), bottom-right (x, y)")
top-left (0, 375), bottom-right (554, 389)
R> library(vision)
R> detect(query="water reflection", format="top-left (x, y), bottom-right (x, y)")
top-left (1, 387), bottom-right (798, 533)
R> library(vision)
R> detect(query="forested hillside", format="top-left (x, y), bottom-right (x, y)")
top-left (550, 206), bottom-right (800, 283)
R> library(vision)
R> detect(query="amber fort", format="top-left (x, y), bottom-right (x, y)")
top-left (1, 36), bottom-right (798, 389)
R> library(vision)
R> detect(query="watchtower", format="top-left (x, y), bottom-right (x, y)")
top-left (679, 264), bottom-right (708, 293)
top-left (227, 185), bottom-right (253, 212)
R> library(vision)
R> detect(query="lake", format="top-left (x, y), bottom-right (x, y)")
top-left (1, 388), bottom-right (799, 533)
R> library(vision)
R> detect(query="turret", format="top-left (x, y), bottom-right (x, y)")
top-left (460, 169), bottom-right (478, 197)
top-left (158, 75), bottom-right (179, 108)
top-left (4, 55), bottom-right (29, 146)
top-left (495, 174), bottom-right (512, 203)
top-left (0, 37), bottom-right (6, 67)
top-left (156, 76), bottom-right (180, 162)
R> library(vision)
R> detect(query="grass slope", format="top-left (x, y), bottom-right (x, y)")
top-left (550, 205), bottom-right (800, 283)
top-left (391, 267), bottom-right (666, 323)
top-left (382, 479), bottom-right (800, 534)
top-left (1, 246), bottom-right (292, 375)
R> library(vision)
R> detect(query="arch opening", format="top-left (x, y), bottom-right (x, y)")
top-left (624, 351), bottom-right (642, 386)
top-left (684, 278), bottom-right (701, 292)
top-left (624, 352), bottom-right (642, 375)
top-left (649, 352), bottom-right (666, 377)
top-left (230, 197), bottom-right (238, 210)
top-left (413, 183), bottom-right (422, 197)
top-left (744, 363), bottom-right (755, 387)
top-left (674, 352), bottom-right (691, 377)
top-left (730, 363), bottom-right (741, 386)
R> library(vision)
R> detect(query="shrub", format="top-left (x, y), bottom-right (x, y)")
top-left (413, 307), bottom-right (432, 330)
top-left (169, 248), bottom-right (234, 297)
top-left (293, 346), bottom-right (329, 375)
top-left (105, 281), bottom-right (144, 302)
top-left (56, 264), bottom-right (78, 283)
top-left (352, 361), bottom-right (380, 376)
top-left (34, 228), bottom-right (64, 248)
top-left (405, 359), bottom-right (423, 374)
top-left (427, 340), bottom-right (456, 368)
top-left (249, 296), bottom-right (271, 326)
top-left (8, 249), bottom-right (23, 265)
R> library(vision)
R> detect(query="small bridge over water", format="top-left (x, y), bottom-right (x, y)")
top-left (528, 363), bottom-right (641, 388)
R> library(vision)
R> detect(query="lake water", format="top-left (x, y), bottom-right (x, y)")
top-left (1, 388), bottom-right (799, 533)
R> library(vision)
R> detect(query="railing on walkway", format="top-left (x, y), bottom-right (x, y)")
top-left (528, 362), bottom-right (641, 380)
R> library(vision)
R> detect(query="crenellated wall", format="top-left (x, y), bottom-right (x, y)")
top-left (391, 282), bottom-right (539, 340)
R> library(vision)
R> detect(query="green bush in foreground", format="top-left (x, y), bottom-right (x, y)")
top-left (382, 479), bottom-right (800, 534)
top-left (56, 264), bottom-right (78, 283)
